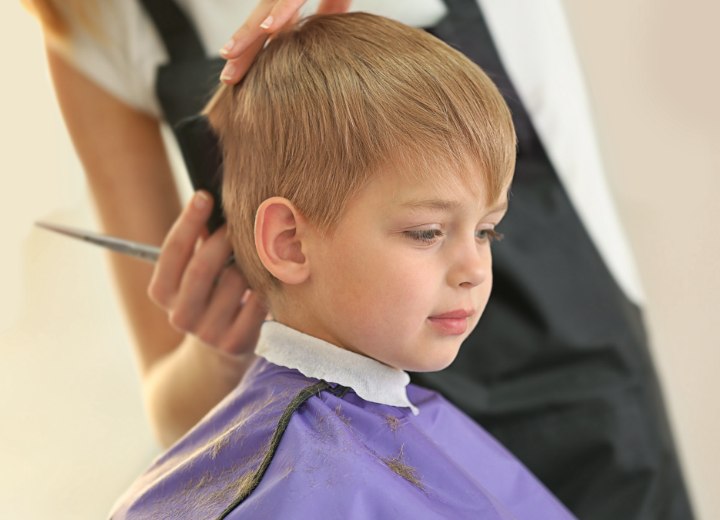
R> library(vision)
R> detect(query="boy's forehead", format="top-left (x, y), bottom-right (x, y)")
top-left (373, 159), bottom-right (503, 207)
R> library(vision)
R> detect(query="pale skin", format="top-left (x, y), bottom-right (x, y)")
top-left (44, 0), bottom-right (351, 446)
top-left (255, 169), bottom-right (509, 373)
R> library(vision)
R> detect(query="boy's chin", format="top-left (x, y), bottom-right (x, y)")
top-left (406, 361), bottom-right (455, 373)
top-left (401, 343), bottom-right (463, 373)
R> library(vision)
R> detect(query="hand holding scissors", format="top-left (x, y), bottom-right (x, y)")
top-left (37, 191), bottom-right (267, 356)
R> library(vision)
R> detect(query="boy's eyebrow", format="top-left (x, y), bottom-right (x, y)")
top-left (399, 199), bottom-right (462, 211)
top-left (398, 198), bottom-right (508, 214)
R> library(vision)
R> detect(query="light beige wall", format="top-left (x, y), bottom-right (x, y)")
top-left (1, 4), bottom-right (162, 519)
top-left (561, 1), bottom-right (719, 518)
top-left (1, 1), bottom-right (717, 518)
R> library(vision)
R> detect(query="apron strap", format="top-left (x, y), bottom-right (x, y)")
top-left (139, 0), bottom-right (226, 231)
top-left (138, 0), bottom-right (206, 61)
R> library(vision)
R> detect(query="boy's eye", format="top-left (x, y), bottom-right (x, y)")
top-left (477, 229), bottom-right (504, 242)
top-left (404, 228), bottom-right (505, 244)
top-left (404, 229), bottom-right (444, 243)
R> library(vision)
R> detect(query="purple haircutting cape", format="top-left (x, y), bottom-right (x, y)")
top-left (111, 354), bottom-right (576, 519)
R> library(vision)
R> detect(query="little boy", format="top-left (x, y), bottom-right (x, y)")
top-left (111, 13), bottom-right (575, 519)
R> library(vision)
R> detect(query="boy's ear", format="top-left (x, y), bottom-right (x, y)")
top-left (254, 197), bottom-right (310, 285)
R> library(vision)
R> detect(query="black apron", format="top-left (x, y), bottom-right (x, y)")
top-left (139, 1), bottom-right (694, 518)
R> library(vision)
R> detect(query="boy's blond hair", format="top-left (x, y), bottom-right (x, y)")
top-left (207, 12), bottom-right (516, 296)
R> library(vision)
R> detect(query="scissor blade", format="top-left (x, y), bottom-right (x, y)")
top-left (35, 221), bottom-right (161, 263)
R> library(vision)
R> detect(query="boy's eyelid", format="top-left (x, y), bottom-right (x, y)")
top-left (405, 223), bottom-right (444, 230)
top-left (394, 220), bottom-right (446, 234)
top-left (478, 215), bottom-right (505, 233)
top-left (401, 228), bottom-right (445, 245)
top-left (394, 209), bottom-right (506, 235)
top-left (478, 221), bottom-right (501, 232)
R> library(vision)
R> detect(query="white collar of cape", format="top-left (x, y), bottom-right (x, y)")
top-left (255, 321), bottom-right (419, 415)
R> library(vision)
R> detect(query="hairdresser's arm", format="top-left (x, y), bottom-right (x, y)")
top-left (46, 48), bottom-right (262, 446)
top-left (146, 194), bottom-right (267, 445)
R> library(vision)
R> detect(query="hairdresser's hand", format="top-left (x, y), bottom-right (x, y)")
top-left (148, 191), bottom-right (268, 356)
top-left (219, 0), bottom-right (352, 84)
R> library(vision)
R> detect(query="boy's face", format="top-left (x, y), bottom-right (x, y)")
top-left (289, 166), bottom-right (509, 372)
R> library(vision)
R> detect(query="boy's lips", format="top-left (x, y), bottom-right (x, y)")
top-left (427, 309), bottom-right (475, 335)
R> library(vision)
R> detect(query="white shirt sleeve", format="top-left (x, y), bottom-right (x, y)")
top-left (48, 0), bottom-right (164, 117)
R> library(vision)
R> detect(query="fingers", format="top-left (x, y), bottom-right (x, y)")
top-left (168, 224), bottom-right (235, 333)
top-left (316, 0), bottom-right (352, 15)
top-left (218, 290), bottom-right (269, 355)
top-left (218, 0), bottom-right (310, 84)
top-left (219, 35), bottom-right (268, 84)
top-left (276, 9), bottom-right (301, 33)
top-left (148, 191), bottom-right (266, 355)
top-left (219, 0), bottom-right (275, 59)
top-left (148, 191), bottom-right (214, 308)
top-left (261, 0), bottom-right (307, 32)
top-left (218, 0), bottom-right (274, 83)
top-left (193, 269), bottom-right (250, 347)
top-left (218, 0), bottom-right (352, 84)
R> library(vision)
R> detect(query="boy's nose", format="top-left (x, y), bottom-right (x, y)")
top-left (447, 242), bottom-right (490, 288)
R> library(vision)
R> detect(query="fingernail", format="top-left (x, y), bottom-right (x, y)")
top-left (194, 192), bottom-right (210, 209)
top-left (219, 38), bottom-right (235, 57)
top-left (260, 15), bottom-right (273, 30)
top-left (220, 61), bottom-right (236, 82)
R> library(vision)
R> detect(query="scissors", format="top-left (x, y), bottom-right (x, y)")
top-left (35, 221), bottom-right (161, 263)
top-left (36, 221), bottom-right (236, 268)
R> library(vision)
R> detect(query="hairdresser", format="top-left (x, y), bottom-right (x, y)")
top-left (27, 0), bottom-right (693, 518)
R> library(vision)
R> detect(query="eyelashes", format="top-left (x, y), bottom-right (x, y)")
top-left (478, 229), bottom-right (504, 242)
top-left (403, 228), bottom-right (504, 245)
top-left (404, 229), bottom-right (444, 244)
